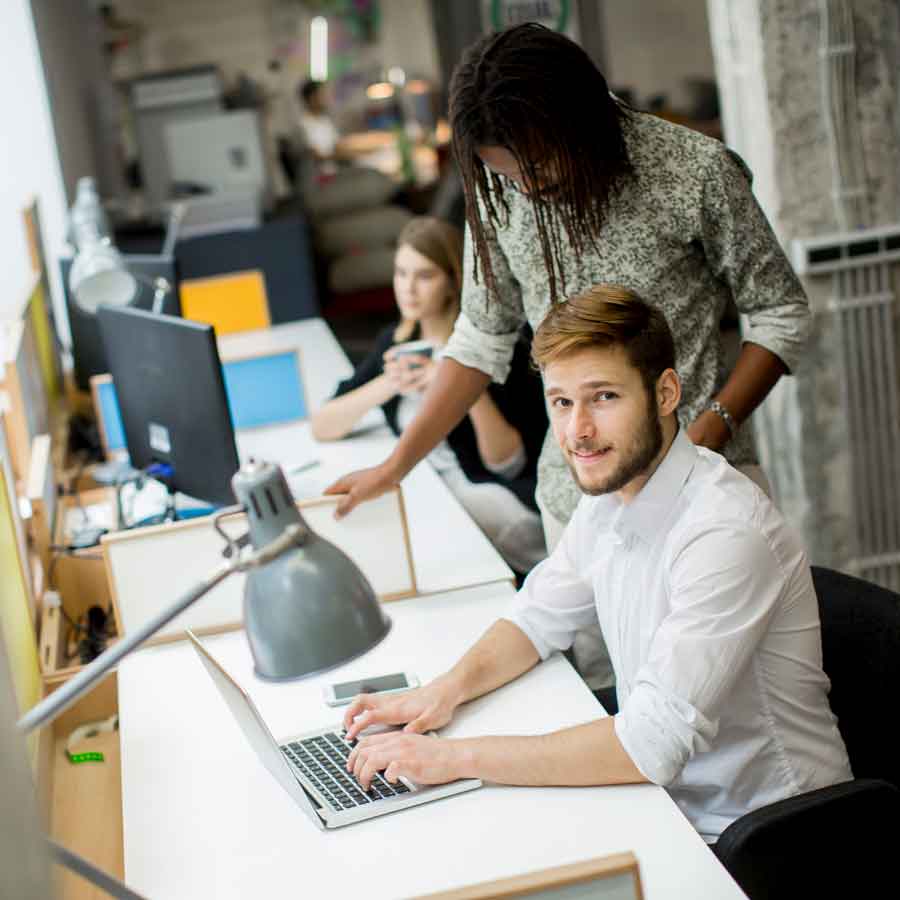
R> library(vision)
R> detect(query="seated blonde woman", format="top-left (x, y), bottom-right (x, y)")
top-left (312, 217), bottom-right (547, 574)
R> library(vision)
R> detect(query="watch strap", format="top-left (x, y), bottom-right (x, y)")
top-left (707, 399), bottom-right (738, 438)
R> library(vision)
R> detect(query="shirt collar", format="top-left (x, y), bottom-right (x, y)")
top-left (615, 427), bottom-right (698, 543)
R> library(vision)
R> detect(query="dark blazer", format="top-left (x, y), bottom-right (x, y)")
top-left (334, 323), bottom-right (547, 511)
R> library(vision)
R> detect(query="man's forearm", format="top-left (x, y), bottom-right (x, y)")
top-left (453, 718), bottom-right (648, 787)
top-left (439, 619), bottom-right (540, 707)
top-left (388, 358), bottom-right (491, 475)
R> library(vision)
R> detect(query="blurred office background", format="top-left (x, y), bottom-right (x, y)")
top-left (3, 0), bottom-right (900, 587)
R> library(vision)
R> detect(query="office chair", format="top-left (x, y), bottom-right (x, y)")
top-left (715, 566), bottom-right (900, 899)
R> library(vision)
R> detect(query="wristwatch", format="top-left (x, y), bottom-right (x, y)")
top-left (707, 399), bottom-right (738, 439)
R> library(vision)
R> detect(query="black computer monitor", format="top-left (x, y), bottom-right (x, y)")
top-left (61, 253), bottom-right (180, 390)
top-left (97, 306), bottom-right (240, 506)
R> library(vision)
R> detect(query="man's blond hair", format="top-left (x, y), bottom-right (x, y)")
top-left (532, 284), bottom-right (676, 389)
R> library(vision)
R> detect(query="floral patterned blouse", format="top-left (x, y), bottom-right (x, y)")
top-left (444, 109), bottom-right (810, 523)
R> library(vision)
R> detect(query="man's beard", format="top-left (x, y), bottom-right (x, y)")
top-left (567, 395), bottom-right (664, 497)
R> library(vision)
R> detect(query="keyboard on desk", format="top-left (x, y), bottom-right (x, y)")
top-left (281, 731), bottom-right (411, 811)
top-left (188, 630), bottom-right (483, 830)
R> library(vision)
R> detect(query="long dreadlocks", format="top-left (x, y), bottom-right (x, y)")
top-left (449, 23), bottom-right (633, 305)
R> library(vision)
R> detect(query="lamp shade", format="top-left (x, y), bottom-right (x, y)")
top-left (232, 461), bottom-right (391, 680)
top-left (69, 239), bottom-right (138, 312)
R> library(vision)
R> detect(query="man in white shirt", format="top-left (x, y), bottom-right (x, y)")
top-left (343, 284), bottom-right (852, 842)
top-left (297, 79), bottom-right (340, 162)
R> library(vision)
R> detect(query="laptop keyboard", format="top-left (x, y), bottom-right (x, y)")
top-left (282, 731), bottom-right (411, 811)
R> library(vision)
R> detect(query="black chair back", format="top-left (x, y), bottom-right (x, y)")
top-left (176, 216), bottom-right (320, 324)
top-left (716, 567), bottom-right (900, 899)
top-left (812, 566), bottom-right (900, 787)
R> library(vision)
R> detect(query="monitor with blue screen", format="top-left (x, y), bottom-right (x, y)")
top-left (91, 350), bottom-right (306, 459)
top-left (96, 307), bottom-right (240, 506)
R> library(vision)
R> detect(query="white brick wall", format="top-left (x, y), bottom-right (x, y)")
top-left (112, 0), bottom-right (282, 86)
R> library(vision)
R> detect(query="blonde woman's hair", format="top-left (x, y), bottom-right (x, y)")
top-left (393, 217), bottom-right (463, 342)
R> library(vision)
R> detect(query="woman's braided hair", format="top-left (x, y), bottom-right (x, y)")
top-left (449, 23), bottom-right (633, 305)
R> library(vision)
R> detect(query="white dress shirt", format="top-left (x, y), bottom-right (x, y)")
top-left (506, 429), bottom-right (852, 841)
top-left (300, 112), bottom-right (339, 158)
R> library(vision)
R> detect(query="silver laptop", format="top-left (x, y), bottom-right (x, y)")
top-left (187, 631), bottom-right (482, 829)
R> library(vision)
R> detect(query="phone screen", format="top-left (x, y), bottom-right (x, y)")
top-left (332, 673), bottom-right (409, 700)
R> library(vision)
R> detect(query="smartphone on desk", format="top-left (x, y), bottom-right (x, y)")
top-left (323, 672), bottom-right (419, 707)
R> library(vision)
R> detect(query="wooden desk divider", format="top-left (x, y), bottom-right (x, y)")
top-left (416, 852), bottom-right (644, 900)
top-left (90, 346), bottom-right (308, 460)
top-left (40, 487), bottom-right (117, 680)
top-left (33, 476), bottom-right (123, 900)
top-left (103, 486), bottom-right (417, 644)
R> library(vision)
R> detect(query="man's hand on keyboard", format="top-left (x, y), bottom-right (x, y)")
top-left (346, 730), bottom-right (469, 791)
top-left (342, 676), bottom-right (463, 741)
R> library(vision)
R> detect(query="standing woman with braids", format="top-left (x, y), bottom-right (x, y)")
top-left (326, 24), bottom-right (810, 692)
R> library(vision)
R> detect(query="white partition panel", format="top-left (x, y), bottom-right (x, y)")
top-left (103, 487), bottom-right (416, 642)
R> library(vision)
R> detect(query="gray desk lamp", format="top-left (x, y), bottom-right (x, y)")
top-left (68, 180), bottom-right (186, 314)
top-left (14, 459), bottom-right (390, 897)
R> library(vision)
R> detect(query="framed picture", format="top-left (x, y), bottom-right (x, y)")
top-left (219, 347), bottom-right (308, 429)
top-left (417, 852), bottom-right (644, 900)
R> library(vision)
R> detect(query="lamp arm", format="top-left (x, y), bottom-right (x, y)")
top-left (17, 523), bottom-right (304, 735)
top-left (161, 201), bottom-right (187, 259)
top-left (48, 839), bottom-right (148, 900)
top-left (150, 277), bottom-right (169, 315)
top-left (18, 560), bottom-right (235, 735)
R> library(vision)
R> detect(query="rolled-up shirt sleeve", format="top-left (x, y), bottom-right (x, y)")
top-left (443, 312), bottom-right (521, 384)
top-left (615, 522), bottom-right (786, 786)
top-left (442, 222), bottom-right (526, 384)
top-left (504, 504), bottom-right (598, 659)
top-left (700, 147), bottom-right (810, 374)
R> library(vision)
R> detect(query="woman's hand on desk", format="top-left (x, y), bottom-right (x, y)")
top-left (325, 461), bottom-right (399, 518)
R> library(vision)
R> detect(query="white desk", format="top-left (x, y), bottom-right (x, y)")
top-left (222, 320), bottom-right (515, 595)
top-left (118, 583), bottom-right (745, 899)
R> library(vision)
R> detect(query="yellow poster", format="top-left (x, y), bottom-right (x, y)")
top-left (0, 455), bottom-right (41, 757)
top-left (28, 280), bottom-right (61, 402)
top-left (180, 269), bottom-right (270, 336)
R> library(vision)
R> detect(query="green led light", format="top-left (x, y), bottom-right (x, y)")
top-left (67, 751), bottom-right (105, 764)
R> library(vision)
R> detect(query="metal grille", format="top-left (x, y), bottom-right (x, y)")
top-left (830, 262), bottom-right (900, 590)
